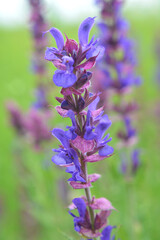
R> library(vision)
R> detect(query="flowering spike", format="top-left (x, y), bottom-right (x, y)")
top-left (95, 0), bottom-right (141, 178)
top-left (45, 17), bottom-right (115, 238)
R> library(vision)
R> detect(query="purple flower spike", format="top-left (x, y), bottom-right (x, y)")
top-left (45, 17), bottom-right (116, 238)
top-left (101, 225), bottom-right (116, 240)
top-left (49, 27), bottom-right (64, 50)
top-left (78, 17), bottom-right (96, 47)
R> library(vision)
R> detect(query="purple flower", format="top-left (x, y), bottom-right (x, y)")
top-left (66, 166), bottom-right (86, 183)
top-left (45, 17), bottom-right (104, 88)
top-left (120, 157), bottom-right (127, 175)
top-left (124, 117), bottom-right (136, 138)
top-left (84, 111), bottom-right (114, 157)
top-left (131, 149), bottom-right (140, 174)
top-left (69, 198), bottom-right (88, 232)
top-left (53, 56), bottom-right (76, 88)
top-left (101, 225), bottom-right (116, 240)
top-left (6, 101), bottom-right (26, 135)
top-left (25, 109), bottom-right (51, 150)
top-left (69, 197), bottom-right (115, 237)
top-left (52, 128), bottom-right (85, 182)
top-left (53, 69), bottom-right (76, 88)
top-left (65, 110), bottom-right (78, 139)
top-left (45, 28), bottom-right (77, 87)
top-left (117, 117), bottom-right (137, 147)
top-left (52, 128), bottom-right (77, 165)
top-left (33, 86), bottom-right (48, 110)
top-left (120, 149), bottom-right (140, 175)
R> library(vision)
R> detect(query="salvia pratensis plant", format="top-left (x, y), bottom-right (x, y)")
top-left (94, 0), bottom-right (141, 178)
top-left (45, 17), bottom-right (118, 239)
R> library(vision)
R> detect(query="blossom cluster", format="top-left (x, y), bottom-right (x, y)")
top-left (7, 101), bottom-right (51, 150)
top-left (45, 17), bottom-right (116, 238)
top-left (95, 0), bottom-right (141, 176)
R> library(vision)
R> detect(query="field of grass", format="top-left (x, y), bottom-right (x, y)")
top-left (0, 12), bottom-right (160, 240)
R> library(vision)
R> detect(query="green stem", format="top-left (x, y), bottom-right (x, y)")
top-left (83, 162), bottom-right (95, 232)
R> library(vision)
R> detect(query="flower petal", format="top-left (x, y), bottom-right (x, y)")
top-left (95, 115), bottom-right (112, 140)
top-left (99, 145), bottom-right (114, 157)
top-left (101, 226), bottom-right (116, 240)
top-left (91, 107), bottom-right (104, 118)
top-left (53, 70), bottom-right (77, 88)
top-left (72, 198), bottom-right (86, 218)
top-left (88, 96), bottom-right (100, 111)
top-left (78, 17), bottom-right (96, 46)
top-left (45, 47), bottom-right (58, 61)
top-left (86, 45), bottom-right (105, 60)
top-left (52, 152), bottom-right (73, 166)
top-left (52, 128), bottom-right (69, 148)
top-left (49, 27), bottom-right (64, 50)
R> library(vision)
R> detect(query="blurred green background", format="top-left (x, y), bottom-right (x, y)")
top-left (0, 1), bottom-right (160, 239)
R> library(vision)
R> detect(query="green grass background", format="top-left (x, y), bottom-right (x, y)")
top-left (0, 10), bottom-right (160, 240)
